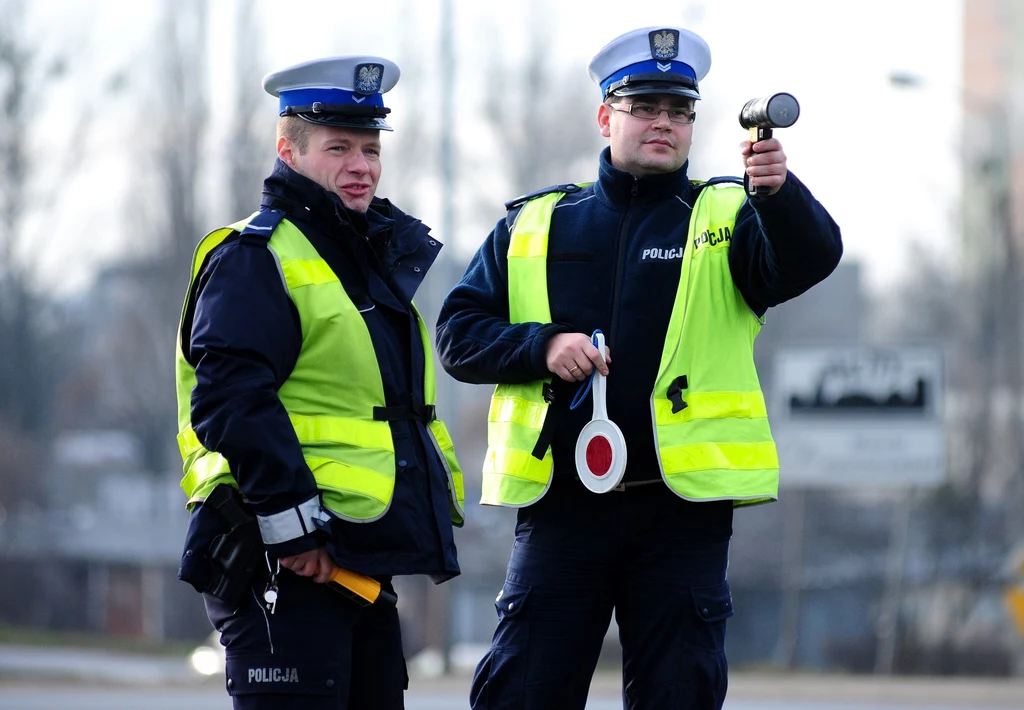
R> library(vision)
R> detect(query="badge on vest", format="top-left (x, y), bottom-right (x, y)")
top-left (571, 331), bottom-right (628, 492)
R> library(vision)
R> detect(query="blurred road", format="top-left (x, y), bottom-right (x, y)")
top-left (1, 679), bottom-right (1023, 710)
top-left (0, 644), bottom-right (1022, 709)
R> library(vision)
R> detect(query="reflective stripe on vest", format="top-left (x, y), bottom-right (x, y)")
top-left (484, 182), bottom-right (779, 508)
top-left (653, 182), bottom-right (778, 505)
top-left (480, 191), bottom-right (566, 507)
top-left (174, 212), bottom-right (465, 525)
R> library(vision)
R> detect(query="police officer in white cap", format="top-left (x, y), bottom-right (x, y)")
top-left (438, 27), bottom-right (842, 709)
top-left (174, 55), bottom-right (465, 709)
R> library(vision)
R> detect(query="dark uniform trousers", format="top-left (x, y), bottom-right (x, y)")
top-left (471, 478), bottom-right (734, 710)
top-left (204, 569), bottom-right (407, 710)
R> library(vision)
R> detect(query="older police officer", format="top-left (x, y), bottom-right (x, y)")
top-left (174, 56), bottom-right (464, 709)
top-left (437, 27), bottom-right (843, 710)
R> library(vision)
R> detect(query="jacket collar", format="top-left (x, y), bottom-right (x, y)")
top-left (258, 159), bottom-right (439, 303)
top-left (594, 147), bottom-right (694, 209)
top-left (260, 158), bottom-right (394, 238)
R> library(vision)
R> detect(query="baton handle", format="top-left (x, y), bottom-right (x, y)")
top-left (327, 565), bottom-right (397, 607)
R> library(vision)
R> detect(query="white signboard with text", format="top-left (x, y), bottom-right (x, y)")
top-left (770, 346), bottom-right (946, 487)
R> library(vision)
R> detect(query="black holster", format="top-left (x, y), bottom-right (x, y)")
top-left (203, 484), bottom-right (264, 605)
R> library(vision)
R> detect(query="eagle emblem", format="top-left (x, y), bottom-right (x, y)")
top-left (649, 30), bottom-right (679, 60)
top-left (354, 63), bottom-right (383, 94)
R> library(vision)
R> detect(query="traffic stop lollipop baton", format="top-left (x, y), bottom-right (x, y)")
top-left (738, 92), bottom-right (800, 198)
top-left (571, 330), bottom-right (628, 493)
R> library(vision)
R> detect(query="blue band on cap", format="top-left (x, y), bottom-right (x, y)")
top-left (278, 87), bottom-right (384, 115)
top-left (599, 59), bottom-right (697, 96)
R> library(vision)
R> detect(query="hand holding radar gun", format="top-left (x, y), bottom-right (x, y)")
top-left (572, 331), bottom-right (628, 493)
top-left (739, 92), bottom-right (800, 198)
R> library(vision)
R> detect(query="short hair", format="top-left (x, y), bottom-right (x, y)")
top-left (276, 116), bottom-right (315, 155)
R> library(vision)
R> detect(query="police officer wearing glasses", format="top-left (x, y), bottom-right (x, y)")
top-left (437, 26), bottom-right (842, 709)
top-left (174, 55), bottom-right (464, 709)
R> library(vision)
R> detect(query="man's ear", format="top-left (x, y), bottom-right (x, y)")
top-left (277, 136), bottom-right (296, 169)
top-left (597, 103), bottom-right (612, 139)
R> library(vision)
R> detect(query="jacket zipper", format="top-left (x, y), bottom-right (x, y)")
top-left (608, 177), bottom-right (639, 346)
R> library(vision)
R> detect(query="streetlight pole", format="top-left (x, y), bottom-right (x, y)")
top-left (437, 0), bottom-right (458, 449)
top-left (441, 0), bottom-right (454, 251)
top-left (422, 0), bottom-right (457, 676)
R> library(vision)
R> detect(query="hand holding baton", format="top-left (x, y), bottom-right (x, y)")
top-left (572, 330), bottom-right (628, 493)
top-left (308, 516), bottom-right (397, 607)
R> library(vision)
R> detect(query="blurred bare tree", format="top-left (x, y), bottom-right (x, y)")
top-left (385, 0), bottom-right (432, 221)
top-left (481, 1), bottom-right (604, 199)
top-left (152, 0), bottom-right (210, 277)
top-left (225, 0), bottom-right (270, 222)
top-left (0, 0), bottom-right (87, 506)
top-left (0, 1), bottom-right (37, 434)
top-left (77, 0), bottom-right (211, 473)
top-left (870, 120), bottom-right (1024, 671)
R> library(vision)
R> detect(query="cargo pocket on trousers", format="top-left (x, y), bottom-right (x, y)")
top-left (494, 579), bottom-right (530, 622)
top-left (225, 654), bottom-right (343, 702)
top-left (473, 580), bottom-right (532, 709)
top-left (688, 580), bottom-right (734, 654)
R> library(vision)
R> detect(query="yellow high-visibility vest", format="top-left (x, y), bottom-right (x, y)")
top-left (174, 211), bottom-right (465, 525)
top-left (482, 182), bottom-right (778, 507)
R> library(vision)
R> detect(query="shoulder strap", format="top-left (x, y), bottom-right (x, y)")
top-left (504, 183), bottom-right (589, 232)
top-left (690, 176), bottom-right (744, 196)
top-left (238, 208), bottom-right (287, 246)
top-left (504, 183), bottom-right (584, 212)
top-left (180, 209), bottom-right (288, 365)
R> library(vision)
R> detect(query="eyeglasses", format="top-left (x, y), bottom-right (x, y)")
top-left (609, 103), bottom-right (696, 125)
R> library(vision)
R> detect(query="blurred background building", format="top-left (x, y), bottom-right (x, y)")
top-left (0, 0), bottom-right (1023, 680)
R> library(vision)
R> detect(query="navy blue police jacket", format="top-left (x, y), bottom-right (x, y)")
top-left (437, 147), bottom-right (842, 489)
top-left (180, 159), bottom-right (459, 585)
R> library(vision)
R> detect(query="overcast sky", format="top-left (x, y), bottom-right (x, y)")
top-left (22, 0), bottom-right (962, 296)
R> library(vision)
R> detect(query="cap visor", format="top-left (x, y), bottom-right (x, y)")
top-left (611, 83), bottom-right (700, 100)
top-left (296, 114), bottom-right (394, 131)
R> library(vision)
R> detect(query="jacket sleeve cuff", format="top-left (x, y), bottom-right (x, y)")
top-left (265, 533), bottom-right (321, 559)
top-left (749, 170), bottom-right (801, 207)
top-left (528, 323), bottom-right (570, 379)
top-left (256, 495), bottom-right (330, 546)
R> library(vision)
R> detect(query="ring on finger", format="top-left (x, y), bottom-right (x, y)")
top-left (568, 365), bottom-right (580, 375)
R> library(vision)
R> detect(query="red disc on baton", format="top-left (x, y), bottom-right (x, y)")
top-left (586, 436), bottom-right (613, 476)
top-left (574, 332), bottom-right (627, 493)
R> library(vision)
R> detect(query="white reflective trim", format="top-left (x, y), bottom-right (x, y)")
top-left (426, 426), bottom-right (465, 521)
top-left (256, 495), bottom-right (330, 545)
top-left (267, 249), bottom-right (289, 298)
top-left (554, 194), bottom-right (596, 209)
top-left (357, 304), bottom-right (376, 313)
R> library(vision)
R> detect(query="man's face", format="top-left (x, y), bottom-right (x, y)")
top-left (597, 93), bottom-right (695, 176)
top-left (278, 124), bottom-right (382, 213)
